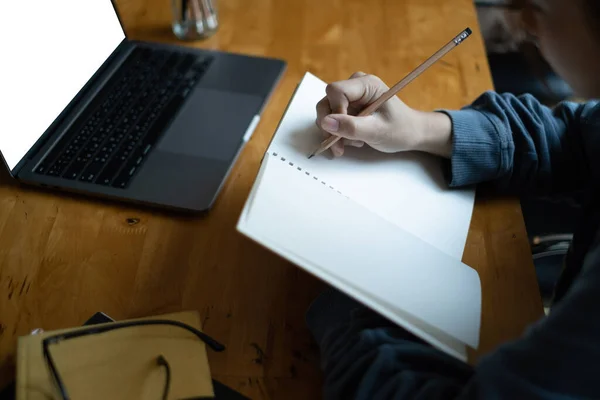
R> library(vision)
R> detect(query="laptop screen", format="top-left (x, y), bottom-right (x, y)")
top-left (0, 1), bottom-right (125, 170)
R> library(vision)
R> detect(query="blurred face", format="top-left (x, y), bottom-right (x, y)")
top-left (520, 0), bottom-right (600, 98)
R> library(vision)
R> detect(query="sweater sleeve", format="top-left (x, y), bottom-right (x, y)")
top-left (306, 261), bottom-right (600, 400)
top-left (439, 92), bottom-right (598, 194)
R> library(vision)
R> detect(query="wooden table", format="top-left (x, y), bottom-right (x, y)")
top-left (0, 0), bottom-right (543, 397)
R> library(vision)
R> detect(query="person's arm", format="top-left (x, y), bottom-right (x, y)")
top-left (317, 74), bottom-right (600, 194)
top-left (307, 256), bottom-right (600, 399)
top-left (434, 91), bottom-right (599, 193)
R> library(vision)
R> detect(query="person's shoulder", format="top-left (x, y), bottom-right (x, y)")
top-left (580, 100), bottom-right (600, 121)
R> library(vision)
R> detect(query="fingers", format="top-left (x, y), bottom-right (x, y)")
top-left (329, 138), bottom-right (364, 158)
top-left (344, 138), bottom-right (364, 148)
top-left (330, 139), bottom-right (344, 157)
top-left (315, 73), bottom-right (385, 129)
top-left (320, 114), bottom-right (382, 143)
top-left (325, 74), bottom-right (388, 114)
top-left (350, 71), bottom-right (367, 79)
top-left (316, 111), bottom-right (364, 157)
top-left (316, 97), bottom-right (331, 129)
top-left (314, 72), bottom-right (384, 157)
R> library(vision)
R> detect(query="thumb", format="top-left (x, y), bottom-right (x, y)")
top-left (321, 114), bottom-right (382, 142)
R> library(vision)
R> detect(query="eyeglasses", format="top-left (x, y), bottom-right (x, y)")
top-left (42, 319), bottom-right (225, 400)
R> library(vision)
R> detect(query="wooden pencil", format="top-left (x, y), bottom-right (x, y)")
top-left (308, 27), bottom-right (473, 159)
top-left (182, 0), bottom-right (189, 21)
top-left (190, 0), bottom-right (203, 20)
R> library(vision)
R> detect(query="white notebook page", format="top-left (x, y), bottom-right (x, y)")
top-left (267, 73), bottom-right (476, 260)
top-left (238, 154), bottom-right (481, 359)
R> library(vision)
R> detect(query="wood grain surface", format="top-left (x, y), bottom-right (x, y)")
top-left (0, 0), bottom-right (543, 397)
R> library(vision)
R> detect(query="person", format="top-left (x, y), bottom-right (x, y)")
top-left (306, 0), bottom-right (600, 398)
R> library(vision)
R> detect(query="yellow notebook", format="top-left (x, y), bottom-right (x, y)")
top-left (17, 311), bottom-right (214, 399)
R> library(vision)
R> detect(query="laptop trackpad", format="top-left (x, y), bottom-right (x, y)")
top-left (157, 88), bottom-right (262, 161)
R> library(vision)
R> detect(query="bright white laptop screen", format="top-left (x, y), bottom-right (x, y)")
top-left (0, 1), bottom-right (125, 170)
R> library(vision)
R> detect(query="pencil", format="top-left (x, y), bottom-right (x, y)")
top-left (182, 0), bottom-right (189, 21)
top-left (190, 0), bottom-right (203, 20)
top-left (308, 27), bottom-right (473, 159)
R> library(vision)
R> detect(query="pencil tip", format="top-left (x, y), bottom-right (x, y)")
top-left (307, 154), bottom-right (314, 159)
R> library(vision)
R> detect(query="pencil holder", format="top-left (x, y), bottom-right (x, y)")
top-left (172, 0), bottom-right (218, 40)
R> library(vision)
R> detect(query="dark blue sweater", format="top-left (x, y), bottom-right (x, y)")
top-left (306, 92), bottom-right (600, 399)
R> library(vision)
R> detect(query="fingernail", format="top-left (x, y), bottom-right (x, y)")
top-left (322, 116), bottom-right (339, 132)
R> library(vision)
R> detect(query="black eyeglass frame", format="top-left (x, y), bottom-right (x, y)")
top-left (42, 319), bottom-right (225, 400)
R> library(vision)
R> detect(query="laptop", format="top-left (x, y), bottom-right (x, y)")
top-left (0, 1), bottom-right (286, 212)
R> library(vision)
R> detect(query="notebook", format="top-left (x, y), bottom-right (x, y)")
top-left (237, 72), bottom-right (481, 361)
top-left (16, 311), bottom-right (214, 399)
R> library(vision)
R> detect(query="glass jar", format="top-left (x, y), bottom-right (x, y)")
top-left (172, 0), bottom-right (218, 41)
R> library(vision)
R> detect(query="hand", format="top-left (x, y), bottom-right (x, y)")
top-left (315, 72), bottom-right (453, 158)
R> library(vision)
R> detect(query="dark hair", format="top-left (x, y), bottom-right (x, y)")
top-left (510, 0), bottom-right (600, 31)
top-left (586, 0), bottom-right (600, 35)
top-left (501, 0), bottom-right (600, 102)
top-left (587, 0), bottom-right (600, 15)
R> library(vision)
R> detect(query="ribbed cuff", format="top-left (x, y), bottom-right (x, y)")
top-left (437, 109), bottom-right (509, 188)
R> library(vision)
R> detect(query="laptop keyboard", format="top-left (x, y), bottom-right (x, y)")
top-left (35, 47), bottom-right (212, 189)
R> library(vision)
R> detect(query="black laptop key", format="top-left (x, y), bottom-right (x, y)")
top-left (95, 157), bottom-right (122, 185)
top-left (35, 47), bottom-right (212, 189)
top-left (140, 94), bottom-right (185, 150)
top-left (81, 152), bottom-right (110, 180)
top-left (151, 49), bottom-right (170, 62)
top-left (50, 155), bottom-right (73, 176)
top-left (80, 142), bottom-right (100, 155)
top-left (63, 152), bottom-right (93, 180)
top-left (175, 54), bottom-right (196, 74)
top-left (111, 145), bottom-right (149, 189)
top-left (47, 168), bottom-right (60, 177)
top-left (137, 48), bottom-right (152, 60)
top-left (111, 166), bottom-right (135, 189)
top-left (80, 169), bottom-right (95, 182)
top-left (98, 145), bottom-right (114, 158)
top-left (160, 53), bottom-right (181, 72)
top-left (128, 147), bottom-right (145, 166)
top-left (188, 57), bottom-right (212, 78)
top-left (95, 140), bottom-right (135, 185)
top-left (35, 153), bottom-right (58, 174)
top-left (34, 136), bottom-right (71, 174)
top-left (56, 152), bottom-right (72, 164)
